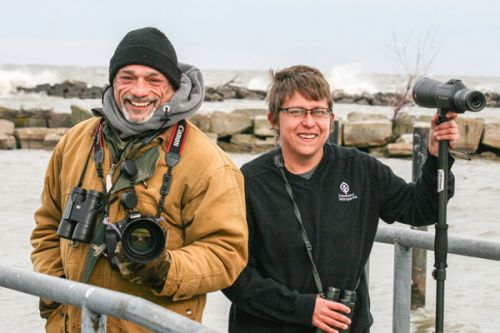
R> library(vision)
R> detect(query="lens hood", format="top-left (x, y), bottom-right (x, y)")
top-left (121, 216), bottom-right (165, 264)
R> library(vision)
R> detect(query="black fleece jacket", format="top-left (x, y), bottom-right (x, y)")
top-left (223, 144), bottom-right (455, 333)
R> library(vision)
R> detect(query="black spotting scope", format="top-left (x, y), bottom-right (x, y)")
top-left (412, 78), bottom-right (486, 112)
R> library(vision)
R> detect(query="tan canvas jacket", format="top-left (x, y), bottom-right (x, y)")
top-left (31, 117), bottom-right (248, 332)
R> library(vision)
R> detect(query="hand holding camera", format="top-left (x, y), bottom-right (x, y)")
top-left (116, 238), bottom-right (171, 292)
top-left (107, 210), bottom-right (171, 291)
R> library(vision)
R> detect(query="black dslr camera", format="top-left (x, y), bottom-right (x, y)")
top-left (316, 287), bottom-right (356, 333)
top-left (412, 78), bottom-right (486, 112)
top-left (57, 187), bottom-right (104, 243)
top-left (106, 212), bottom-right (166, 265)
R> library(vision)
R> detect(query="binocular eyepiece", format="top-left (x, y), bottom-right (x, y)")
top-left (57, 187), bottom-right (104, 243)
top-left (316, 286), bottom-right (356, 333)
top-left (412, 78), bottom-right (486, 113)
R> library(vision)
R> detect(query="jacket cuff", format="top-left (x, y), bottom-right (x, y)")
top-left (423, 149), bottom-right (455, 172)
top-left (293, 293), bottom-right (317, 326)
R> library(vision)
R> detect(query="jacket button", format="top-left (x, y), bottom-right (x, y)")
top-left (186, 309), bottom-right (193, 316)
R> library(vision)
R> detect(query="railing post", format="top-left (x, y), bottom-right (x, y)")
top-left (393, 242), bottom-right (412, 333)
top-left (328, 119), bottom-right (342, 145)
top-left (82, 305), bottom-right (106, 333)
top-left (411, 124), bottom-right (430, 309)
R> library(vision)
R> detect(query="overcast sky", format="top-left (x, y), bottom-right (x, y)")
top-left (1, 0), bottom-right (499, 77)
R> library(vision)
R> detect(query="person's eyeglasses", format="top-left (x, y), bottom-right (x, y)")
top-left (279, 107), bottom-right (332, 118)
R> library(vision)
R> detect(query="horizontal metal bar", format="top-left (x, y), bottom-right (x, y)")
top-left (0, 265), bottom-right (218, 333)
top-left (376, 225), bottom-right (500, 261)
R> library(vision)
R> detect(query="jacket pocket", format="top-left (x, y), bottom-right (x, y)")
top-left (45, 304), bottom-right (67, 333)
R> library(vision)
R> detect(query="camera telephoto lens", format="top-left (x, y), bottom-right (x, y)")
top-left (128, 227), bottom-right (155, 254)
top-left (121, 217), bottom-right (165, 263)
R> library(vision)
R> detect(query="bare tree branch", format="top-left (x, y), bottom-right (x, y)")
top-left (386, 30), bottom-right (439, 129)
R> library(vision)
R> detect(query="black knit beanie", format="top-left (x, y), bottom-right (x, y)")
top-left (109, 27), bottom-right (181, 90)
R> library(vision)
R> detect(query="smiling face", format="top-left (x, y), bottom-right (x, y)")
top-left (113, 64), bottom-right (175, 124)
top-left (270, 91), bottom-right (334, 172)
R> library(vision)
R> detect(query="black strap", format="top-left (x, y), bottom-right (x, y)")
top-left (77, 135), bottom-right (98, 188)
top-left (155, 119), bottom-right (187, 219)
top-left (274, 153), bottom-right (324, 295)
top-left (80, 120), bottom-right (107, 283)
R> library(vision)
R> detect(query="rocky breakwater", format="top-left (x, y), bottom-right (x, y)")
top-left (1, 104), bottom-right (500, 160)
top-left (16, 80), bottom-right (267, 102)
top-left (17, 80), bottom-right (500, 108)
top-left (0, 105), bottom-right (91, 149)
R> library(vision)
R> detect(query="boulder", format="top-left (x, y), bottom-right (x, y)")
top-left (482, 119), bottom-right (500, 149)
top-left (189, 114), bottom-right (211, 132)
top-left (254, 115), bottom-right (274, 137)
top-left (210, 111), bottom-right (252, 136)
top-left (70, 105), bottom-right (93, 126)
top-left (479, 151), bottom-right (499, 160)
top-left (0, 106), bottom-right (51, 128)
top-left (347, 112), bottom-right (389, 121)
top-left (43, 131), bottom-right (67, 150)
top-left (232, 108), bottom-right (268, 117)
top-left (15, 127), bottom-right (68, 149)
top-left (218, 135), bottom-right (275, 154)
top-left (204, 132), bottom-right (218, 144)
top-left (230, 134), bottom-right (257, 152)
top-left (455, 117), bottom-right (484, 153)
top-left (0, 134), bottom-right (16, 149)
top-left (0, 119), bottom-right (15, 135)
top-left (393, 112), bottom-right (433, 136)
top-left (254, 137), bottom-right (276, 152)
top-left (386, 134), bottom-right (414, 157)
top-left (48, 112), bottom-right (72, 128)
top-left (343, 119), bottom-right (393, 147)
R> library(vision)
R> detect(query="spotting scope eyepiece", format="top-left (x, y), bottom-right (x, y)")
top-left (412, 78), bottom-right (486, 113)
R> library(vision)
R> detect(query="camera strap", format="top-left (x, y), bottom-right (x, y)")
top-left (155, 119), bottom-right (187, 219)
top-left (74, 120), bottom-right (103, 189)
top-left (273, 152), bottom-right (324, 296)
top-left (80, 120), bottom-right (188, 283)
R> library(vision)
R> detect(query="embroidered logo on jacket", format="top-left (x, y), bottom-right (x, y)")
top-left (338, 182), bottom-right (358, 201)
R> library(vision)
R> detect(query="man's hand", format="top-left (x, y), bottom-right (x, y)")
top-left (428, 111), bottom-right (460, 157)
top-left (39, 298), bottom-right (62, 319)
top-left (116, 242), bottom-right (171, 292)
top-left (312, 295), bottom-right (352, 333)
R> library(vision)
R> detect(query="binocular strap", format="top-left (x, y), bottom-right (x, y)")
top-left (81, 219), bottom-right (108, 283)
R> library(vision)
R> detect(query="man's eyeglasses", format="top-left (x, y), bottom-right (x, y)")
top-left (279, 107), bottom-right (332, 118)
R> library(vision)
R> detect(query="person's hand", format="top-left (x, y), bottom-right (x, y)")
top-left (428, 111), bottom-right (460, 157)
top-left (39, 298), bottom-right (62, 319)
top-left (116, 243), bottom-right (171, 292)
top-left (312, 295), bottom-right (352, 333)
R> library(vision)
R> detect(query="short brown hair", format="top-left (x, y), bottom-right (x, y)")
top-left (267, 65), bottom-right (333, 125)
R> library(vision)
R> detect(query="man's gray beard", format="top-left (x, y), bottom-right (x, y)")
top-left (120, 104), bottom-right (156, 124)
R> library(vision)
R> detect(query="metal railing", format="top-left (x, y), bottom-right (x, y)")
top-left (2, 227), bottom-right (499, 332)
top-left (374, 224), bottom-right (500, 333)
top-left (0, 264), bottom-right (217, 333)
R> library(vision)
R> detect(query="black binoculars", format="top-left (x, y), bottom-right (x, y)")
top-left (57, 187), bottom-right (104, 243)
top-left (413, 78), bottom-right (486, 113)
top-left (316, 286), bottom-right (356, 333)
